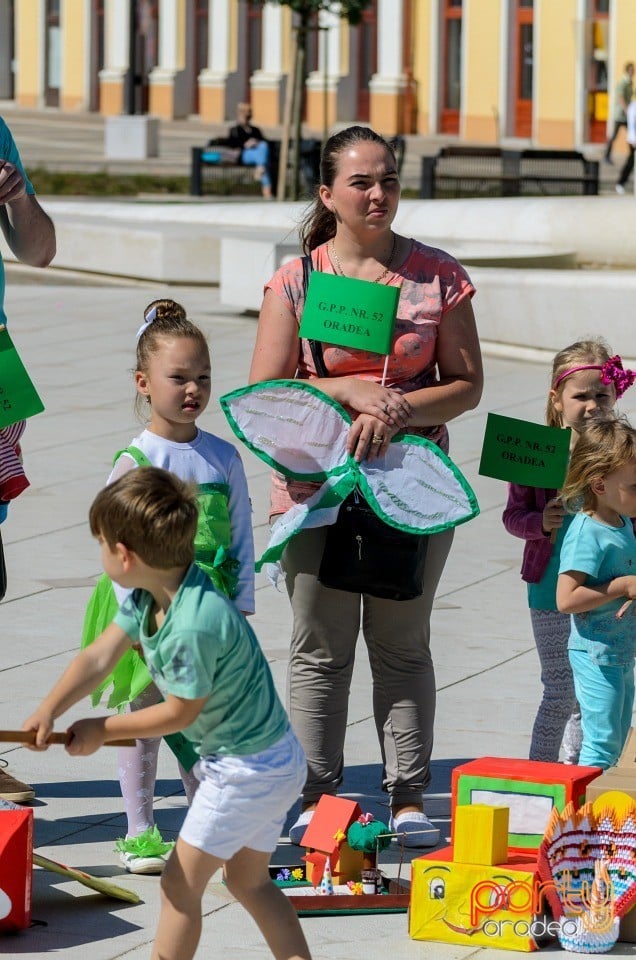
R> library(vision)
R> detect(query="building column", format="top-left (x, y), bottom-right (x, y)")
top-left (60, 0), bottom-right (90, 111)
top-left (250, 1), bottom-right (285, 125)
top-left (369, 0), bottom-right (406, 135)
top-left (148, 0), bottom-right (187, 118)
top-left (99, 0), bottom-right (130, 115)
top-left (198, 0), bottom-right (233, 122)
top-left (305, 9), bottom-right (340, 134)
top-left (14, 0), bottom-right (43, 107)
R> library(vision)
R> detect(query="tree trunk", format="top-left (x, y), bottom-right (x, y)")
top-left (290, 25), bottom-right (307, 200)
top-left (276, 28), bottom-right (297, 201)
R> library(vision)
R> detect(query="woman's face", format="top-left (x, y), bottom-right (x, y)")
top-left (319, 141), bottom-right (400, 236)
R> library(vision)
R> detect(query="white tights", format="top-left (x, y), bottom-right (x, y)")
top-left (118, 683), bottom-right (199, 837)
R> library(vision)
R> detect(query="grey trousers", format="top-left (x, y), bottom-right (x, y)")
top-left (281, 524), bottom-right (454, 805)
top-left (529, 607), bottom-right (582, 764)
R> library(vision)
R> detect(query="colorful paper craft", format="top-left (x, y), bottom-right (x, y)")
top-left (220, 380), bottom-right (479, 569)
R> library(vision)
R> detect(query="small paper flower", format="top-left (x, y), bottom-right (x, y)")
top-left (358, 813), bottom-right (375, 825)
top-left (291, 868), bottom-right (304, 881)
top-left (276, 868), bottom-right (291, 881)
top-left (333, 829), bottom-right (346, 844)
top-left (347, 881), bottom-right (363, 895)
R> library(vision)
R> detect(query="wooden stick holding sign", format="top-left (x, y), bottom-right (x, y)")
top-left (0, 729), bottom-right (135, 747)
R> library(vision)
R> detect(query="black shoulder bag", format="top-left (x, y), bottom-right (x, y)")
top-left (300, 256), bottom-right (428, 601)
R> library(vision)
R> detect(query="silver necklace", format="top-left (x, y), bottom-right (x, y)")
top-left (330, 233), bottom-right (397, 284)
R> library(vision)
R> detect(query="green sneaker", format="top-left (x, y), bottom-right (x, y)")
top-left (115, 826), bottom-right (174, 875)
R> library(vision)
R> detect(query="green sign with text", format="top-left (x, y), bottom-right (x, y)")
top-left (479, 412), bottom-right (570, 488)
top-left (0, 326), bottom-right (45, 428)
top-left (299, 271), bottom-right (399, 354)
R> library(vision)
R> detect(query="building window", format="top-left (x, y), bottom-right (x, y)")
top-left (356, 0), bottom-right (377, 123)
top-left (512, 0), bottom-right (533, 137)
top-left (587, 0), bottom-right (609, 142)
top-left (440, 0), bottom-right (462, 134)
top-left (246, 0), bottom-right (263, 77)
top-left (193, 0), bottom-right (209, 114)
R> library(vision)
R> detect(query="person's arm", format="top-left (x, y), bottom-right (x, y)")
top-left (0, 161), bottom-right (55, 267)
top-left (401, 297), bottom-right (483, 426)
top-left (503, 485), bottom-right (564, 540)
top-left (64, 694), bottom-right (207, 757)
top-left (227, 449), bottom-right (255, 615)
top-left (557, 570), bottom-right (636, 614)
top-left (22, 622), bottom-right (133, 747)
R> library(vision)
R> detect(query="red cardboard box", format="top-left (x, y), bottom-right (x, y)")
top-left (0, 809), bottom-right (33, 931)
top-left (452, 757), bottom-right (601, 853)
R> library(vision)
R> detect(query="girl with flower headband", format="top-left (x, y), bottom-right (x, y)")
top-left (80, 298), bottom-right (255, 874)
top-left (503, 338), bottom-right (634, 764)
top-left (557, 415), bottom-right (636, 768)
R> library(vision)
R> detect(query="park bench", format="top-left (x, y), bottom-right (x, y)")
top-left (190, 138), bottom-right (322, 197)
top-left (190, 134), bottom-right (405, 197)
top-left (420, 145), bottom-right (599, 199)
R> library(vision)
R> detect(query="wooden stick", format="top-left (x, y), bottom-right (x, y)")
top-left (616, 599), bottom-right (633, 620)
top-left (0, 730), bottom-right (135, 747)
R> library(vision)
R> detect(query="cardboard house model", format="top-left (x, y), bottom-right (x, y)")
top-left (299, 795), bottom-right (364, 887)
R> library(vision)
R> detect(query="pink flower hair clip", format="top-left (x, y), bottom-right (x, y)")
top-left (601, 356), bottom-right (636, 398)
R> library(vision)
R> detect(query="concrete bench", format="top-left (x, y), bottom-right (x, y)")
top-left (220, 229), bottom-right (302, 311)
top-left (420, 146), bottom-right (599, 199)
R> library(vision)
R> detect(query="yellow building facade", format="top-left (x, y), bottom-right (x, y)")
top-left (3, 0), bottom-right (635, 149)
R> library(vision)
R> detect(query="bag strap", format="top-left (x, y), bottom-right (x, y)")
top-left (112, 445), bottom-right (153, 468)
top-left (301, 254), bottom-right (329, 379)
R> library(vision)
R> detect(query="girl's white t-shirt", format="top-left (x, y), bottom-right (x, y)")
top-left (109, 428), bottom-right (255, 614)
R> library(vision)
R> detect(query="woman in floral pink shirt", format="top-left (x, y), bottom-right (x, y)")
top-left (249, 126), bottom-right (482, 848)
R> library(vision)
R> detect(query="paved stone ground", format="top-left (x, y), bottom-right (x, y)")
top-left (1, 267), bottom-right (635, 958)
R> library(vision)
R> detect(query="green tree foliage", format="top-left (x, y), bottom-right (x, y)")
top-left (253, 0), bottom-right (373, 199)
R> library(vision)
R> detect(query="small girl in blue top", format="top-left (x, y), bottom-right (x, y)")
top-left (557, 416), bottom-right (636, 769)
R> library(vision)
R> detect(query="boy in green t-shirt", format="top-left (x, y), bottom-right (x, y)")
top-left (22, 467), bottom-right (310, 960)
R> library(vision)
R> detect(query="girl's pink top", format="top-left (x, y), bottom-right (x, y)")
top-left (264, 239), bottom-right (475, 518)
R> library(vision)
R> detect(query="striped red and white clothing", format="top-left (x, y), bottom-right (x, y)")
top-left (0, 421), bottom-right (29, 503)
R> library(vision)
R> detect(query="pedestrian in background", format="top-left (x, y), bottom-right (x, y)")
top-left (605, 61), bottom-right (634, 164)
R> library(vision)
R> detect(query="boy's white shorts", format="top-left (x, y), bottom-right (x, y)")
top-left (179, 725), bottom-right (306, 861)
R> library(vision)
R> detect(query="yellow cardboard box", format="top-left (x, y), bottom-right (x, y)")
top-left (453, 804), bottom-right (509, 866)
top-left (409, 847), bottom-right (542, 952)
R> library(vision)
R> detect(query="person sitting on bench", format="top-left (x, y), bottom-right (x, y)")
top-left (227, 103), bottom-right (273, 199)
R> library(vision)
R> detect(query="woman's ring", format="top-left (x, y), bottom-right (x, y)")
top-left (372, 435), bottom-right (383, 444)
